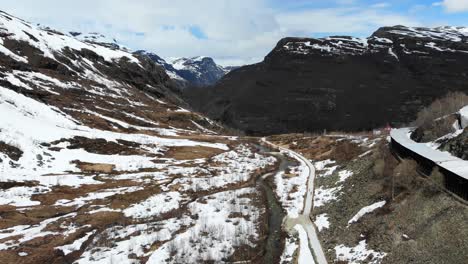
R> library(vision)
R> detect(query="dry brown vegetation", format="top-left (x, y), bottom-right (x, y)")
top-left (372, 141), bottom-right (421, 199)
top-left (413, 91), bottom-right (468, 128)
top-left (0, 141), bottom-right (23, 161)
top-left (267, 133), bottom-right (367, 162)
top-left (411, 91), bottom-right (468, 142)
top-left (75, 162), bottom-right (116, 174)
top-left (311, 133), bottom-right (468, 264)
top-left (164, 146), bottom-right (225, 160)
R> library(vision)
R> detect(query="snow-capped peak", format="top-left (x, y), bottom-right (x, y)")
top-left (139, 54), bottom-right (233, 87)
top-left (0, 10), bottom-right (139, 64)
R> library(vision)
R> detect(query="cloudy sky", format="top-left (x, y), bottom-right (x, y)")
top-left (3, 0), bottom-right (468, 65)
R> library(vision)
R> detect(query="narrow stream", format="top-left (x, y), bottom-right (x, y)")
top-left (255, 144), bottom-right (296, 263)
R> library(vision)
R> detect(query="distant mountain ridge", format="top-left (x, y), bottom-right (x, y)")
top-left (54, 34), bottom-right (234, 89)
top-left (135, 52), bottom-right (235, 88)
top-left (185, 25), bottom-right (468, 135)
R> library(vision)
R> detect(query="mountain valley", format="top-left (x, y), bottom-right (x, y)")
top-left (0, 8), bottom-right (467, 264)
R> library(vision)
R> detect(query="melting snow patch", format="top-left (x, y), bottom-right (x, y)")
top-left (314, 213), bottom-right (330, 232)
top-left (359, 150), bottom-right (373, 158)
top-left (274, 164), bottom-right (309, 218)
top-left (56, 230), bottom-right (96, 255)
top-left (314, 159), bottom-right (336, 170)
top-left (0, 186), bottom-right (50, 207)
top-left (280, 235), bottom-right (299, 264)
top-left (338, 170), bottom-right (353, 183)
top-left (348, 201), bottom-right (386, 225)
top-left (314, 186), bottom-right (342, 207)
top-left (55, 186), bottom-right (142, 208)
top-left (147, 188), bottom-right (261, 263)
top-left (460, 105), bottom-right (468, 129)
top-left (123, 191), bottom-right (183, 219)
top-left (335, 240), bottom-right (386, 264)
top-left (0, 212), bottom-right (77, 250)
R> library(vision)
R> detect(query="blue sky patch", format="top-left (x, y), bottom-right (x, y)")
top-left (189, 25), bottom-right (208, 39)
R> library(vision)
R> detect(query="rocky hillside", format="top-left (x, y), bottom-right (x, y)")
top-left (268, 132), bottom-right (468, 264)
top-left (135, 51), bottom-right (232, 89)
top-left (186, 25), bottom-right (468, 135)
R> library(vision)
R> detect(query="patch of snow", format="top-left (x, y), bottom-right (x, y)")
top-left (388, 48), bottom-right (399, 60)
top-left (168, 145), bottom-right (275, 193)
top-left (123, 191), bottom-right (183, 219)
top-left (314, 186), bottom-right (342, 208)
top-left (314, 213), bottom-right (330, 232)
top-left (56, 230), bottom-right (96, 255)
top-left (274, 163), bottom-right (309, 218)
top-left (460, 105), bottom-right (468, 129)
top-left (314, 159), bottom-right (336, 170)
top-left (280, 235), bottom-right (299, 264)
top-left (335, 240), bottom-right (386, 264)
top-left (0, 212), bottom-right (77, 250)
top-left (0, 186), bottom-right (50, 207)
top-left (55, 186), bottom-right (142, 208)
top-left (359, 150), bottom-right (373, 158)
top-left (0, 87), bottom-right (229, 185)
top-left (338, 170), bottom-right (353, 183)
top-left (348, 201), bottom-right (386, 225)
top-left (147, 188), bottom-right (261, 263)
top-left (77, 216), bottom-right (191, 264)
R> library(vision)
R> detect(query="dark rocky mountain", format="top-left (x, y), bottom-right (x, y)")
top-left (134, 51), bottom-right (232, 89)
top-left (134, 50), bottom-right (190, 89)
top-left (185, 25), bottom-right (468, 135)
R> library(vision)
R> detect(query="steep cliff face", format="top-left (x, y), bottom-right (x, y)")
top-left (187, 26), bottom-right (468, 135)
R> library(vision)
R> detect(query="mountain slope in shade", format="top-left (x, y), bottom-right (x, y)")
top-left (185, 25), bottom-right (468, 135)
top-left (134, 50), bottom-right (189, 88)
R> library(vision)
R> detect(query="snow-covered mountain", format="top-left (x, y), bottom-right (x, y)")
top-left (69, 32), bottom-right (124, 51)
top-left (0, 10), bottom-right (287, 263)
top-left (135, 51), bottom-right (234, 88)
top-left (133, 50), bottom-right (190, 88)
top-left (1, 9), bottom-right (467, 263)
top-left (168, 56), bottom-right (230, 87)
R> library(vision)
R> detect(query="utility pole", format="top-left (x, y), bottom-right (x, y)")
top-left (393, 172), bottom-right (398, 201)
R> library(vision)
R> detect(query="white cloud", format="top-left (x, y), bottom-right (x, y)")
top-left (276, 7), bottom-right (419, 35)
top-left (438, 0), bottom-right (468, 12)
top-left (371, 2), bottom-right (391, 9)
top-left (1, 1), bottom-right (420, 65)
